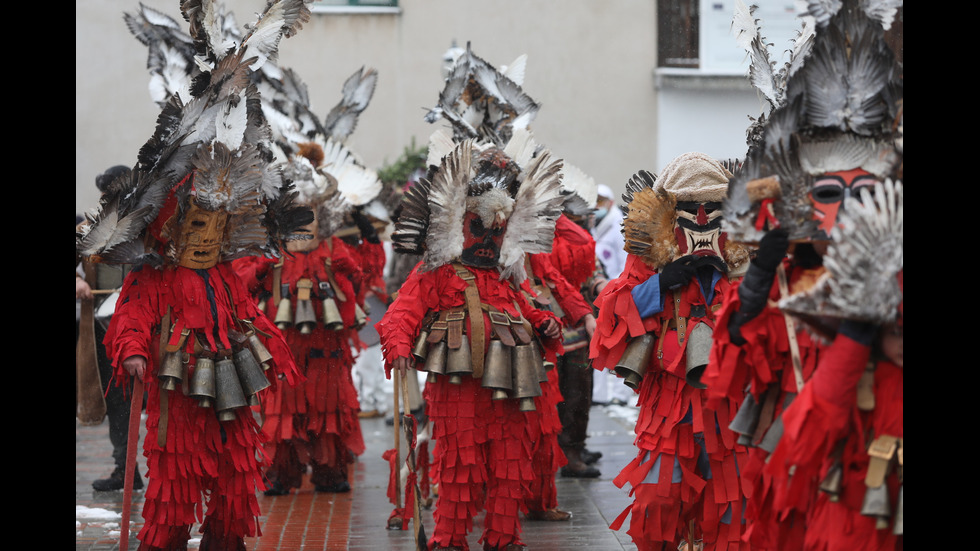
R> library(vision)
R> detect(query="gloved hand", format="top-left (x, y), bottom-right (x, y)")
top-left (659, 256), bottom-right (697, 290)
top-left (729, 229), bottom-right (789, 344)
top-left (351, 206), bottom-right (380, 244)
top-left (754, 228), bottom-right (790, 272)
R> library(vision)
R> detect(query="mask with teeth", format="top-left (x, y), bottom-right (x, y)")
top-left (673, 201), bottom-right (728, 272)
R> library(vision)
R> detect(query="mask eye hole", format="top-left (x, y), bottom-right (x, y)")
top-left (469, 217), bottom-right (487, 237)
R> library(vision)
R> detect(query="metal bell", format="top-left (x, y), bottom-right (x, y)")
top-left (354, 303), bottom-right (368, 329)
top-left (423, 341), bottom-right (447, 375)
top-left (513, 344), bottom-right (542, 410)
top-left (446, 338), bottom-right (472, 385)
top-left (412, 329), bottom-right (431, 362)
top-left (531, 341), bottom-right (549, 383)
top-left (615, 333), bottom-right (655, 391)
top-left (294, 298), bottom-right (317, 334)
top-left (274, 297), bottom-right (292, 330)
top-left (158, 350), bottom-right (185, 391)
top-left (246, 331), bottom-right (273, 370)
top-left (234, 347), bottom-right (271, 397)
top-left (729, 393), bottom-right (761, 438)
top-left (214, 356), bottom-right (248, 421)
top-left (757, 414), bottom-right (784, 453)
top-left (684, 322), bottom-right (713, 389)
top-left (189, 356), bottom-right (216, 408)
top-left (892, 485), bottom-right (902, 535)
top-left (482, 340), bottom-right (513, 400)
top-left (860, 483), bottom-right (891, 529)
top-left (819, 461), bottom-right (844, 502)
top-left (322, 297), bottom-right (344, 330)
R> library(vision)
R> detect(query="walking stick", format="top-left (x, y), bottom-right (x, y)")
top-left (400, 371), bottom-right (427, 551)
top-left (120, 376), bottom-right (144, 551)
top-left (393, 366), bottom-right (402, 513)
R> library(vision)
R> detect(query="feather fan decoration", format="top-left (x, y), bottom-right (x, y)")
top-left (778, 179), bottom-right (902, 338)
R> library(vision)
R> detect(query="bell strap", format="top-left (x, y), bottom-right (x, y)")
top-left (865, 434), bottom-right (900, 489)
top-left (776, 264), bottom-right (805, 392)
top-left (271, 259), bottom-right (284, 305)
top-left (157, 308), bottom-right (173, 448)
top-left (323, 239), bottom-right (347, 302)
top-left (672, 291), bottom-right (686, 346)
top-left (453, 264), bottom-right (486, 378)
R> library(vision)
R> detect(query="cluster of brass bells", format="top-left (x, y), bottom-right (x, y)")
top-left (159, 331), bottom-right (274, 421)
top-left (274, 296), bottom-right (345, 333)
top-left (613, 322), bottom-right (714, 391)
top-left (412, 330), bottom-right (547, 412)
top-left (728, 391), bottom-right (792, 452)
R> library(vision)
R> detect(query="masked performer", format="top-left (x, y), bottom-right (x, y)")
top-left (590, 152), bottom-right (750, 551)
top-left (234, 142), bottom-right (369, 495)
top-left (767, 179), bottom-right (903, 550)
top-left (76, 2), bottom-right (314, 548)
top-left (699, 2), bottom-right (903, 548)
top-left (377, 130), bottom-right (566, 551)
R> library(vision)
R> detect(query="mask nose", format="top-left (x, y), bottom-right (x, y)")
top-left (696, 204), bottom-right (708, 226)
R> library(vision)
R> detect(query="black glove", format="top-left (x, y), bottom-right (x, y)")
top-left (660, 256), bottom-right (697, 290)
top-left (729, 229), bottom-right (789, 344)
top-left (754, 228), bottom-right (790, 272)
top-left (351, 207), bottom-right (380, 244)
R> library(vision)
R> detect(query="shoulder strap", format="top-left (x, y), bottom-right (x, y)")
top-left (453, 264), bottom-right (486, 378)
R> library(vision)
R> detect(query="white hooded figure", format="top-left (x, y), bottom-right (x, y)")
top-left (590, 184), bottom-right (635, 406)
top-left (592, 184), bottom-right (627, 280)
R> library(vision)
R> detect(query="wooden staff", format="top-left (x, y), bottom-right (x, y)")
top-left (393, 366), bottom-right (402, 512)
top-left (400, 371), bottom-right (426, 550)
top-left (120, 376), bottom-right (144, 551)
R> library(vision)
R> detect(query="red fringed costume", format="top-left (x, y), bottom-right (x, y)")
top-left (591, 254), bottom-right (747, 551)
top-left (764, 329), bottom-right (903, 551)
top-left (701, 260), bottom-right (827, 550)
top-left (378, 263), bottom-right (561, 551)
top-left (521, 244), bottom-right (593, 515)
top-left (234, 236), bottom-right (366, 493)
top-left (105, 262), bottom-right (299, 550)
top-left (546, 213), bottom-right (604, 471)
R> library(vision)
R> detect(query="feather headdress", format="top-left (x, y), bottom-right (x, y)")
top-left (76, 0), bottom-right (314, 267)
top-left (723, 0), bottom-right (902, 244)
top-left (558, 162), bottom-right (598, 220)
top-left (622, 153), bottom-right (748, 273)
top-left (424, 42), bottom-right (540, 147)
top-left (392, 129), bottom-right (565, 284)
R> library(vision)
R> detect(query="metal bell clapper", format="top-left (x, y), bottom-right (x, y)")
top-left (482, 340), bottom-right (513, 400)
top-left (513, 344), bottom-right (542, 411)
top-left (684, 322), bottom-right (712, 389)
top-left (615, 333), bottom-right (655, 390)
top-left (446, 338), bottom-right (472, 385)
top-left (214, 354), bottom-right (248, 421)
top-left (189, 355), bottom-right (216, 408)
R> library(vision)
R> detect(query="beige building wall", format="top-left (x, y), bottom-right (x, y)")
top-left (76, 0), bottom-right (660, 216)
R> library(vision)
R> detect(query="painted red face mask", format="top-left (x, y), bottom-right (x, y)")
top-left (461, 211), bottom-right (505, 268)
top-left (674, 201), bottom-right (728, 272)
top-left (810, 168), bottom-right (880, 238)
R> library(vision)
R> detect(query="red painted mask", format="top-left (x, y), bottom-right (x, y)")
top-left (810, 168), bottom-right (880, 238)
top-left (461, 211), bottom-right (505, 268)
